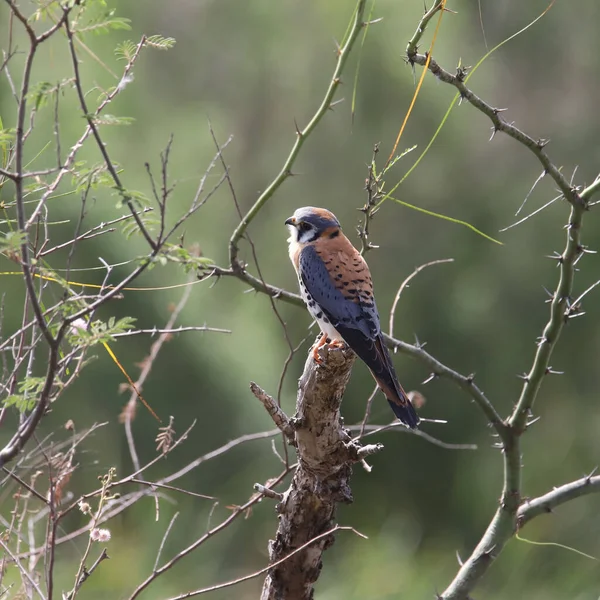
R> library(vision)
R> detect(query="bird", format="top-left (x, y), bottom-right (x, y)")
top-left (285, 206), bottom-right (419, 429)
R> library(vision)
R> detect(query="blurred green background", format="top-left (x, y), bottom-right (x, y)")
top-left (1, 0), bottom-right (600, 598)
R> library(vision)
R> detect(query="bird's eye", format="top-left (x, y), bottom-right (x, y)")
top-left (298, 222), bottom-right (311, 232)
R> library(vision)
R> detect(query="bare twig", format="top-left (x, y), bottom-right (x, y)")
top-left (228, 0), bottom-right (368, 265)
top-left (127, 469), bottom-right (291, 600)
top-left (250, 382), bottom-right (295, 441)
top-left (166, 526), bottom-right (366, 599)
top-left (388, 258), bottom-right (454, 336)
top-left (407, 52), bottom-right (583, 209)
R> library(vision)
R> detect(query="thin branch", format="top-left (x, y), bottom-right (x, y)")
top-left (351, 423), bottom-right (477, 451)
top-left (166, 526), bottom-right (366, 599)
top-left (65, 548), bottom-right (110, 600)
top-left (39, 210), bottom-right (153, 257)
top-left (389, 258), bottom-right (454, 336)
top-left (1, 466), bottom-right (49, 505)
top-left (64, 25), bottom-right (156, 250)
top-left (112, 325), bottom-right (231, 338)
top-left (0, 537), bottom-right (47, 600)
top-left (153, 512), bottom-right (179, 573)
top-left (210, 262), bottom-right (504, 433)
top-left (517, 474), bottom-right (600, 527)
top-left (126, 469), bottom-right (291, 600)
top-left (250, 382), bottom-right (295, 441)
top-left (408, 51), bottom-right (583, 209)
top-left (406, 1), bottom-right (445, 58)
top-left (228, 0), bottom-right (368, 265)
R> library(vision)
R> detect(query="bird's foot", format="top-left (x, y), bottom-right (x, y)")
top-left (311, 333), bottom-right (329, 364)
top-left (329, 339), bottom-right (346, 350)
top-left (312, 336), bottom-right (347, 364)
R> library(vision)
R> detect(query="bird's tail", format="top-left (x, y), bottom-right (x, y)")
top-left (341, 328), bottom-right (419, 428)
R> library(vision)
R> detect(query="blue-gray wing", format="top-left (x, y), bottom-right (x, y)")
top-left (298, 244), bottom-right (380, 339)
top-left (298, 243), bottom-right (419, 428)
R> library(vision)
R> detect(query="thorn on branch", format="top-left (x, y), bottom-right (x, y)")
top-left (544, 366), bottom-right (564, 375)
top-left (422, 373), bottom-right (438, 385)
top-left (455, 64), bottom-right (470, 82)
top-left (585, 466), bottom-right (598, 483)
top-left (329, 98), bottom-right (345, 111)
top-left (536, 138), bottom-right (550, 149)
top-left (489, 124), bottom-right (499, 141)
top-left (545, 251), bottom-right (563, 263)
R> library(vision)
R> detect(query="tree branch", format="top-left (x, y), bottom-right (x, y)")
top-left (517, 473), bottom-right (600, 528)
top-left (228, 0), bottom-right (367, 265)
top-left (259, 342), bottom-right (379, 599)
top-left (408, 51), bottom-right (584, 209)
top-left (407, 39), bottom-right (592, 600)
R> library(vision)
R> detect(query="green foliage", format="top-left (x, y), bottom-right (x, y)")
top-left (161, 243), bottom-right (215, 272)
top-left (68, 316), bottom-right (137, 347)
top-left (114, 188), bottom-right (151, 210)
top-left (3, 394), bottom-right (37, 413)
top-left (75, 10), bottom-right (131, 36)
top-left (114, 40), bottom-right (138, 62)
top-left (28, 81), bottom-right (54, 111)
top-left (0, 230), bottom-right (27, 258)
top-left (143, 35), bottom-right (176, 50)
top-left (0, 120), bottom-right (15, 169)
top-left (93, 114), bottom-right (135, 126)
top-left (72, 162), bottom-right (120, 192)
top-left (121, 214), bottom-right (159, 239)
top-left (3, 376), bottom-right (51, 413)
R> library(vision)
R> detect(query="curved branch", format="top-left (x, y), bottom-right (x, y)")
top-left (228, 0), bottom-right (367, 264)
top-left (517, 474), bottom-right (600, 528)
top-left (405, 27), bottom-right (591, 600)
top-left (408, 51), bottom-right (584, 209)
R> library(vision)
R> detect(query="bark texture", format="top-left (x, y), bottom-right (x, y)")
top-left (260, 342), bottom-right (379, 600)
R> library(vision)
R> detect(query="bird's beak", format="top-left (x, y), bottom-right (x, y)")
top-left (284, 217), bottom-right (296, 226)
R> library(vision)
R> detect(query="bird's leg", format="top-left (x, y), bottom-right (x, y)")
top-left (311, 333), bottom-right (329, 364)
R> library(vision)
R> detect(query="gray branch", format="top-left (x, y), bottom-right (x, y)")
top-left (260, 343), bottom-right (379, 599)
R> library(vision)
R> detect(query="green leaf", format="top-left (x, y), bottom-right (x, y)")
top-left (114, 188), bottom-right (151, 210)
top-left (0, 230), bottom-right (27, 257)
top-left (18, 376), bottom-right (46, 394)
top-left (93, 114), bottom-right (135, 126)
top-left (68, 316), bottom-right (137, 347)
top-left (77, 11), bottom-right (132, 35)
top-left (27, 81), bottom-right (55, 111)
top-left (144, 35), bottom-right (176, 50)
top-left (3, 394), bottom-right (36, 413)
top-left (115, 40), bottom-right (138, 62)
top-left (121, 215), bottom-right (159, 239)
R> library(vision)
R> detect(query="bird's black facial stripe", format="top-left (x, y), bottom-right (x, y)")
top-left (296, 221), bottom-right (319, 243)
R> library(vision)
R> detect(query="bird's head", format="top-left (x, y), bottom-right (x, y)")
top-left (285, 207), bottom-right (341, 244)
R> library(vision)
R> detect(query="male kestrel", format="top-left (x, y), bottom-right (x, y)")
top-left (285, 206), bottom-right (419, 429)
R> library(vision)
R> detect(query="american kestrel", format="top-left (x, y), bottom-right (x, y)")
top-left (285, 206), bottom-right (419, 429)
